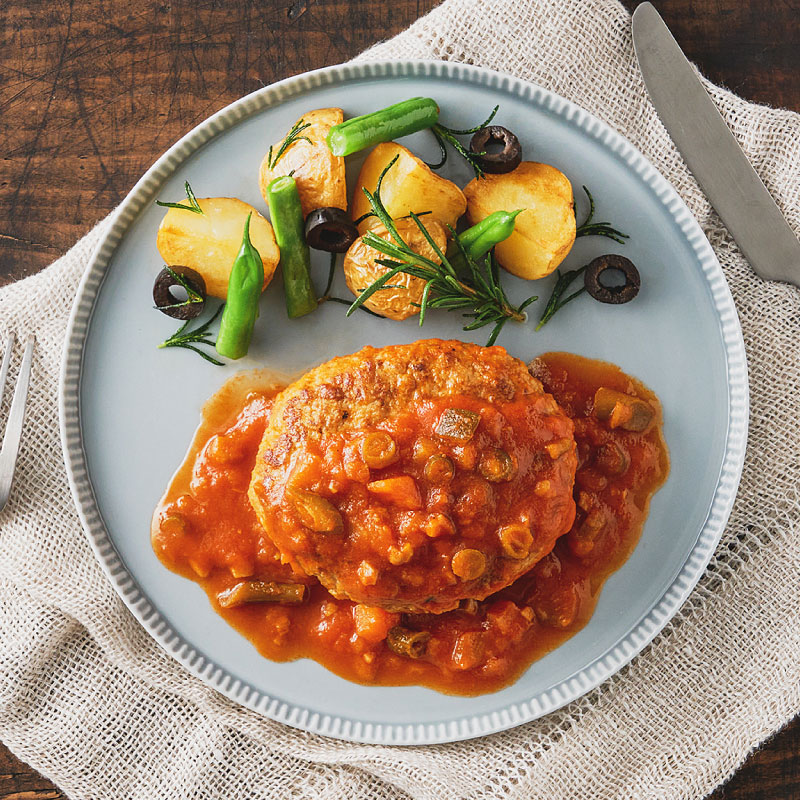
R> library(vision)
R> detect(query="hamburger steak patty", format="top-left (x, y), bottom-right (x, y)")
top-left (248, 340), bottom-right (577, 613)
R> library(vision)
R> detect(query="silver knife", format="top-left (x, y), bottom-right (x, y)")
top-left (632, 2), bottom-right (800, 287)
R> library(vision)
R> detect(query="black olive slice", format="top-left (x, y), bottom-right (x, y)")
top-left (584, 255), bottom-right (640, 304)
top-left (305, 207), bottom-right (359, 253)
top-left (153, 265), bottom-right (206, 319)
top-left (469, 126), bottom-right (522, 174)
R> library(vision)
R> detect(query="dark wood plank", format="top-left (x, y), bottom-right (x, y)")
top-left (0, 742), bottom-right (64, 799)
top-left (708, 716), bottom-right (800, 800)
top-left (0, 0), bottom-right (798, 797)
top-left (0, 0), bottom-right (441, 286)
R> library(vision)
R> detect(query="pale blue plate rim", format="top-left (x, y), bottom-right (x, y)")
top-left (58, 59), bottom-right (749, 745)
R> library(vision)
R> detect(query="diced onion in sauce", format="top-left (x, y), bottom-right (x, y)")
top-left (545, 437), bottom-right (573, 459)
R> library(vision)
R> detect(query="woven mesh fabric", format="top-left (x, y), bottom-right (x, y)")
top-left (1, 0), bottom-right (799, 797)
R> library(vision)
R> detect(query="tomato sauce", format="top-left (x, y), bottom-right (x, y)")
top-left (248, 341), bottom-right (578, 616)
top-left (152, 352), bottom-right (668, 695)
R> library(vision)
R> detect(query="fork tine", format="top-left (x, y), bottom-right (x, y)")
top-left (0, 335), bottom-right (35, 513)
top-left (0, 333), bottom-right (14, 411)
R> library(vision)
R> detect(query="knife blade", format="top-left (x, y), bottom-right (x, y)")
top-left (631, 2), bottom-right (800, 287)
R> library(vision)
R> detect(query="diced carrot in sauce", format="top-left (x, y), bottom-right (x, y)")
top-left (353, 605), bottom-right (401, 643)
top-left (366, 476), bottom-right (423, 509)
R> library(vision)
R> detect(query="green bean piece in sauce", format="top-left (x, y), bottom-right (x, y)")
top-left (267, 175), bottom-right (318, 318)
top-left (326, 97), bottom-right (439, 157)
top-left (447, 209), bottom-right (522, 271)
top-left (215, 214), bottom-right (264, 360)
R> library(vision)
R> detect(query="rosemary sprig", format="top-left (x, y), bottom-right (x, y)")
top-left (575, 186), bottom-right (629, 243)
top-left (153, 265), bottom-right (205, 311)
top-left (268, 119), bottom-right (311, 169)
top-left (158, 304), bottom-right (225, 365)
top-left (535, 265), bottom-right (588, 330)
top-left (156, 181), bottom-right (203, 214)
top-left (428, 105), bottom-right (499, 178)
top-left (347, 155), bottom-right (536, 345)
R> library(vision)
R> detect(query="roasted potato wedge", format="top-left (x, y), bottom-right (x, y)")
top-left (463, 162), bottom-right (576, 280)
top-left (156, 197), bottom-right (279, 299)
top-left (259, 108), bottom-right (346, 217)
top-left (343, 217), bottom-right (448, 320)
top-left (351, 142), bottom-right (466, 236)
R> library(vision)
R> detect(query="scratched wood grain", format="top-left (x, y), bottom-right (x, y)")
top-left (0, 0), bottom-right (798, 798)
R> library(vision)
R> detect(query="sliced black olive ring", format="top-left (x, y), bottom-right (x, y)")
top-left (305, 207), bottom-right (359, 253)
top-left (469, 126), bottom-right (522, 174)
top-left (584, 255), bottom-right (641, 305)
top-left (153, 265), bottom-right (206, 319)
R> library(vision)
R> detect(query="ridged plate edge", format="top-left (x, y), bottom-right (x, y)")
top-left (58, 59), bottom-right (749, 745)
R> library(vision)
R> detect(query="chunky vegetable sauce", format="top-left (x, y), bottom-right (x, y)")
top-left (152, 353), bottom-right (668, 695)
top-left (248, 341), bottom-right (577, 616)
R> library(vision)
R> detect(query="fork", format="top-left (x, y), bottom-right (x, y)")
top-left (0, 334), bottom-right (35, 513)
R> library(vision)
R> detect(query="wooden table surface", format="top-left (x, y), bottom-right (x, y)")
top-left (0, 0), bottom-right (798, 797)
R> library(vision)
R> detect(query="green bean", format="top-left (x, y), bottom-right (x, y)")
top-left (217, 580), bottom-right (308, 608)
top-left (386, 626), bottom-right (431, 659)
top-left (267, 176), bottom-right (317, 318)
top-left (215, 213), bottom-right (264, 360)
top-left (448, 209), bottom-right (522, 271)
top-left (326, 98), bottom-right (439, 157)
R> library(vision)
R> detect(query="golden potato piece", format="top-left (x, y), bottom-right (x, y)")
top-left (343, 217), bottom-right (448, 320)
top-left (463, 162), bottom-right (576, 280)
top-left (259, 108), bottom-right (346, 217)
top-left (351, 142), bottom-right (466, 236)
top-left (156, 197), bottom-right (279, 299)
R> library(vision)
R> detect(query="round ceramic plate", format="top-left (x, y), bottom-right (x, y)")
top-left (60, 60), bottom-right (748, 745)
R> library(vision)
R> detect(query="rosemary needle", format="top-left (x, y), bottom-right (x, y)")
top-left (158, 304), bottom-right (225, 365)
top-left (268, 119), bottom-right (312, 170)
top-left (155, 181), bottom-right (204, 214)
top-left (536, 266), bottom-right (588, 330)
top-left (428, 105), bottom-right (500, 178)
top-left (575, 186), bottom-right (629, 243)
top-left (153, 265), bottom-right (205, 312)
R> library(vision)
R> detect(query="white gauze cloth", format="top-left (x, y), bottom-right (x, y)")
top-left (1, 0), bottom-right (799, 798)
